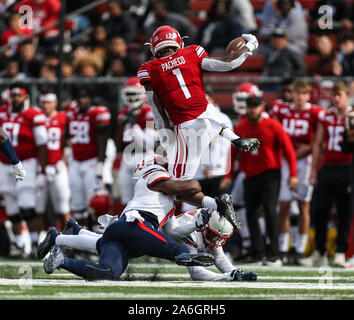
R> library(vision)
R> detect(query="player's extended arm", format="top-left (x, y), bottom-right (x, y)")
top-left (201, 34), bottom-right (258, 72)
top-left (149, 178), bottom-right (202, 198)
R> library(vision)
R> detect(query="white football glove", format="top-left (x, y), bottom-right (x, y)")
top-left (12, 161), bottom-right (26, 182)
top-left (36, 173), bottom-right (47, 190)
top-left (195, 209), bottom-right (210, 230)
top-left (45, 165), bottom-right (58, 183)
top-left (242, 34), bottom-right (259, 52)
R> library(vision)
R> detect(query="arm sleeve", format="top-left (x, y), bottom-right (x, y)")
top-left (201, 52), bottom-right (252, 72)
top-left (212, 246), bottom-right (235, 273)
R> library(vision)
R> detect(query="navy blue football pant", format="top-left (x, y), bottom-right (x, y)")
top-left (61, 214), bottom-right (189, 280)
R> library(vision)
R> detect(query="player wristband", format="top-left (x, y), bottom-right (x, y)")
top-left (0, 139), bottom-right (19, 165)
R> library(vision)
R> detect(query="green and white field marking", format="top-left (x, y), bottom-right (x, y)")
top-left (0, 259), bottom-right (353, 300)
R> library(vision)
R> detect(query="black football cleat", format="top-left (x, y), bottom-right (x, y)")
top-left (232, 138), bottom-right (260, 152)
top-left (44, 246), bottom-right (64, 274)
top-left (37, 227), bottom-right (59, 259)
top-left (215, 194), bottom-right (242, 230)
top-left (62, 218), bottom-right (82, 235)
top-left (175, 252), bottom-right (215, 267)
top-left (231, 269), bottom-right (258, 281)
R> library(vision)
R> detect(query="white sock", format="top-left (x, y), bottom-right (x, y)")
top-left (79, 228), bottom-right (102, 238)
top-left (30, 232), bottom-right (39, 244)
top-left (238, 208), bottom-right (250, 239)
top-left (278, 233), bottom-right (290, 253)
top-left (55, 234), bottom-right (100, 253)
top-left (296, 233), bottom-right (309, 254)
top-left (202, 196), bottom-right (218, 211)
top-left (219, 126), bottom-right (240, 141)
top-left (15, 235), bottom-right (24, 248)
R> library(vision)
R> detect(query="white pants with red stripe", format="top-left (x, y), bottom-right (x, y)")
top-left (167, 103), bottom-right (228, 180)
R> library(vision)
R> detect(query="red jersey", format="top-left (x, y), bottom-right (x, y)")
top-left (230, 117), bottom-right (297, 179)
top-left (318, 107), bottom-right (352, 165)
top-left (45, 111), bottom-right (67, 165)
top-left (270, 101), bottom-right (323, 150)
top-left (138, 45), bottom-right (209, 125)
top-left (118, 104), bottom-right (154, 144)
top-left (66, 104), bottom-right (111, 161)
top-left (0, 105), bottom-right (46, 162)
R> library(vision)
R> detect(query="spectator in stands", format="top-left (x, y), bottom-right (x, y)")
top-left (73, 52), bottom-right (104, 78)
top-left (337, 32), bottom-right (354, 77)
top-left (195, 0), bottom-right (244, 54)
top-left (60, 59), bottom-right (74, 109)
top-left (17, 41), bottom-right (41, 78)
top-left (89, 24), bottom-right (109, 60)
top-left (0, 0), bottom-right (17, 34)
top-left (14, 0), bottom-right (61, 47)
top-left (43, 48), bottom-right (60, 68)
top-left (143, 0), bottom-right (197, 45)
top-left (0, 12), bottom-right (32, 57)
top-left (309, 0), bottom-right (352, 33)
top-left (1, 59), bottom-right (26, 80)
top-left (100, 0), bottom-right (137, 44)
top-left (309, 34), bottom-right (341, 77)
top-left (104, 36), bottom-right (139, 76)
top-left (263, 28), bottom-right (306, 78)
top-left (230, 0), bottom-right (257, 32)
top-left (38, 64), bottom-right (57, 93)
top-left (259, 0), bottom-right (308, 54)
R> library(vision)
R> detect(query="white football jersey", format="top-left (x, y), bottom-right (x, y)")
top-left (122, 164), bottom-right (175, 229)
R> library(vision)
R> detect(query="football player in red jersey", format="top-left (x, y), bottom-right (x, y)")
top-left (270, 80), bottom-right (323, 264)
top-left (137, 26), bottom-right (260, 181)
top-left (302, 81), bottom-right (353, 267)
top-left (36, 93), bottom-right (71, 231)
top-left (0, 86), bottom-right (48, 258)
top-left (65, 87), bottom-right (111, 227)
top-left (115, 77), bottom-right (158, 205)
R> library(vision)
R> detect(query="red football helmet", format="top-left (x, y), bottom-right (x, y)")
top-left (121, 76), bottom-right (146, 109)
top-left (233, 82), bottom-right (263, 115)
top-left (88, 189), bottom-right (112, 218)
top-left (150, 25), bottom-right (184, 57)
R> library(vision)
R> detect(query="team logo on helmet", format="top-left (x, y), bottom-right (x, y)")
top-left (133, 154), bottom-right (169, 179)
top-left (148, 25), bottom-right (184, 56)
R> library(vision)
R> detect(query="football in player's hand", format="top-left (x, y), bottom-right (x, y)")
top-left (225, 37), bottom-right (246, 56)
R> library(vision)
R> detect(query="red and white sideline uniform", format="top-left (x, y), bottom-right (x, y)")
top-left (138, 45), bottom-right (234, 180)
top-left (0, 104), bottom-right (47, 216)
top-left (270, 101), bottom-right (323, 202)
top-left (318, 107), bottom-right (353, 165)
top-left (118, 104), bottom-right (157, 204)
top-left (36, 110), bottom-right (70, 215)
top-left (66, 103), bottom-right (111, 216)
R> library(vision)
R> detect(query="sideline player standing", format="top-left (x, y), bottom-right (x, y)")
top-left (231, 92), bottom-right (298, 266)
top-left (302, 81), bottom-right (353, 267)
top-left (65, 88), bottom-right (111, 227)
top-left (0, 86), bottom-right (48, 257)
top-left (36, 92), bottom-right (71, 231)
top-left (115, 77), bottom-right (158, 205)
top-left (270, 80), bottom-right (323, 264)
top-left (137, 26), bottom-right (260, 181)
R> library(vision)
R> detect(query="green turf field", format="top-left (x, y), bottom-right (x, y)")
top-left (0, 257), bottom-right (354, 300)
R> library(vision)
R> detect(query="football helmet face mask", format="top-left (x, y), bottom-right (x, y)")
top-left (88, 189), bottom-right (112, 218)
top-left (203, 211), bottom-right (234, 250)
top-left (149, 25), bottom-right (184, 57)
top-left (121, 76), bottom-right (146, 109)
top-left (233, 82), bottom-right (263, 115)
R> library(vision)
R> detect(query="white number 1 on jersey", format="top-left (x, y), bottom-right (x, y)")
top-left (172, 68), bottom-right (191, 99)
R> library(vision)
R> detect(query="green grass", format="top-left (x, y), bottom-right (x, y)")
top-left (0, 257), bottom-right (354, 300)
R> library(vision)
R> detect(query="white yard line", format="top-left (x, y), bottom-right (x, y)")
top-left (1, 278), bottom-right (354, 290)
top-left (0, 292), bottom-right (353, 300)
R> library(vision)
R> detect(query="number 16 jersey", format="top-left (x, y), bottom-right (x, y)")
top-left (138, 45), bottom-right (209, 125)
